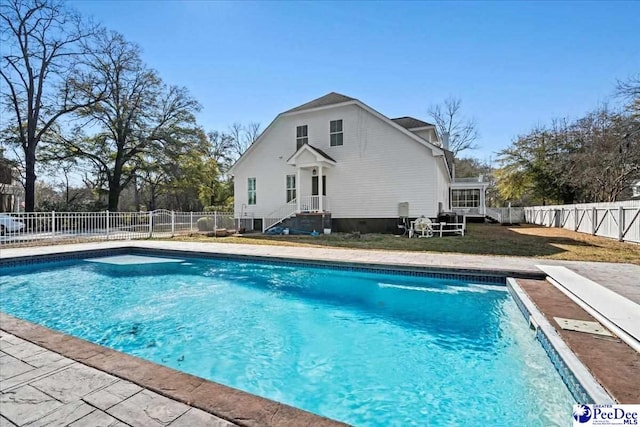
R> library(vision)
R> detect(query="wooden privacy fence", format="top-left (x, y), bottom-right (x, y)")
top-left (524, 201), bottom-right (640, 243)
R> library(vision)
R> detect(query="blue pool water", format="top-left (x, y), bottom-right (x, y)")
top-left (0, 256), bottom-right (574, 426)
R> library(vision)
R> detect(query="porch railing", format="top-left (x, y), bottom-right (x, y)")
top-left (451, 207), bottom-right (486, 216)
top-left (485, 207), bottom-right (525, 224)
top-left (262, 199), bottom-right (298, 232)
top-left (299, 195), bottom-right (329, 212)
top-left (0, 210), bottom-right (234, 248)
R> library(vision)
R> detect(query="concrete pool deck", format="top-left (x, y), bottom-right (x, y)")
top-left (0, 330), bottom-right (235, 427)
top-left (1, 240), bottom-right (639, 425)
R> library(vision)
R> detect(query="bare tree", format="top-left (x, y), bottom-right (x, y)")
top-left (228, 121), bottom-right (261, 160)
top-left (244, 122), bottom-right (261, 145)
top-left (573, 107), bottom-right (639, 202)
top-left (616, 74), bottom-right (640, 109)
top-left (228, 122), bottom-right (245, 160)
top-left (428, 97), bottom-right (479, 156)
top-left (0, 0), bottom-right (103, 211)
top-left (616, 74), bottom-right (640, 142)
top-left (207, 130), bottom-right (236, 171)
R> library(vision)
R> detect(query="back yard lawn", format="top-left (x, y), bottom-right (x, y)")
top-left (173, 223), bottom-right (640, 265)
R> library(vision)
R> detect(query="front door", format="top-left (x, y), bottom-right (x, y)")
top-left (311, 175), bottom-right (326, 196)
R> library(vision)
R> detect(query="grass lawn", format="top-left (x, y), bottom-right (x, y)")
top-left (172, 223), bottom-right (640, 265)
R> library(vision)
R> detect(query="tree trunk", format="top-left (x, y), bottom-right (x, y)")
top-left (108, 172), bottom-right (121, 211)
top-left (133, 175), bottom-right (141, 211)
top-left (149, 185), bottom-right (156, 211)
top-left (107, 187), bottom-right (120, 211)
top-left (24, 147), bottom-right (37, 212)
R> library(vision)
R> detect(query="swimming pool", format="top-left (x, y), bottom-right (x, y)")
top-left (0, 253), bottom-right (574, 426)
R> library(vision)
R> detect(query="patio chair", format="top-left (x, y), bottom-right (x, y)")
top-left (413, 216), bottom-right (434, 238)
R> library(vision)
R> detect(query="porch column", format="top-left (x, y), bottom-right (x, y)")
top-left (480, 187), bottom-right (486, 215)
top-left (296, 167), bottom-right (301, 213)
top-left (318, 165), bottom-right (324, 212)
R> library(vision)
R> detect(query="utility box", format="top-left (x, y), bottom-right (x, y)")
top-left (398, 202), bottom-right (409, 217)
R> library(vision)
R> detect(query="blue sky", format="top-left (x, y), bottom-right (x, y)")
top-left (70, 0), bottom-right (639, 162)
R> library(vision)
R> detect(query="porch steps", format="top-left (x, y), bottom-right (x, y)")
top-left (262, 196), bottom-right (330, 232)
top-left (262, 200), bottom-right (298, 232)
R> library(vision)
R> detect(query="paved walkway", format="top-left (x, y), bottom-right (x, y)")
top-left (2, 240), bottom-right (638, 303)
top-left (0, 332), bottom-right (233, 427)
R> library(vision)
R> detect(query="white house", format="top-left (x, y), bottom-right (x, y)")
top-left (632, 180), bottom-right (640, 199)
top-left (0, 158), bottom-right (21, 213)
top-left (229, 92), bottom-right (487, 233)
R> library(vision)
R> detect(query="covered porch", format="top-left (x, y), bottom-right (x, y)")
top-left (450, 177), bottom-right (490, 217)
top-left (287, 143), bottom-right (336, 214)
top-left (262, 144), bottom-right (335, 232)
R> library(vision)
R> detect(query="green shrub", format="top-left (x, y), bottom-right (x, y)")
top-left (196, 216), bottom-right (214, 231)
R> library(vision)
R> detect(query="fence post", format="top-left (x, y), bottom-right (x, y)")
top-left (214, 211), bottom-right (218, 236)
top-left (149, 211), bottom-right (153, 238)
top-left (592, 207), bottom-right (597, 235)
top-left (171, 211), bottom-right (175, 237)
top-left (106, 210), bottom-right (110, 240)
top-left (574, 207), bottom-right (579, 231)
top-left (619, 206), bottom-right (624, 242)
top-left (190, 212), bottom-right (194, 232)
top-left (51, 211), bottom-right (56, 239)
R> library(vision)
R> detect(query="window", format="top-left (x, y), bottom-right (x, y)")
top-left (296, 125), bottom-right (308, 149)
top-left (248, 178), bottom-right (256, 205)
top-left (451, 189), bottom-right (480, 208)
top-left (286, 174), bottom-right (296, 202)
top-left (330, 120), bottom-right (343, 146)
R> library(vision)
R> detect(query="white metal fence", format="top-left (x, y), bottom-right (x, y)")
top-left (0, 210), bottom-right (235, 248)
top-left (524, 201), bottom-right (640, 243)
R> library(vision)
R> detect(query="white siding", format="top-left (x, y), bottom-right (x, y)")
top-left (233, 103), bottom-right (450, 219)
top-left (435, 157), bottom-right (450, 212)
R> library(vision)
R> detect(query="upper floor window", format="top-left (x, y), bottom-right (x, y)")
top-left (248, 177), bottom-right (256, 205)
top-left (330, 120), bottom-right (343, 146)
top-left (296, 125), bottom-right (308, 149)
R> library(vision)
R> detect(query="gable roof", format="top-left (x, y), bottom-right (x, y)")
top-left (230, 93), bottom-right (449, 178)
top-left (391, 116), bottom-right (435, 129)
top-left (287, 143), bottom-right (337, 165)
top-left (283, 92), bottom-right (356, 114)
top-left (308, 145), bottom-right (336, 163)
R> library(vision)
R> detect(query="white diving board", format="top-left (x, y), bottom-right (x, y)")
top-left (537, 265), bottom-right (640, 352)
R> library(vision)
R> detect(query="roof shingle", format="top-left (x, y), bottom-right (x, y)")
top-left (391, 116), bottom-right (435, 129)
top-left (283, 92), bottom-right (356, 114)
top-left (308, 144), bottom-right (336, 163)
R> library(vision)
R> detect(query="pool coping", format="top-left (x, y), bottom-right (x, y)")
top-left (0, 242), bottom-right (545, 282)
top-left (506, 278), bottom-right (615, 404)
top-left (513, 278), bottom-right (640, 404)
top-left (537, 265), bottom-right (640, 352)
